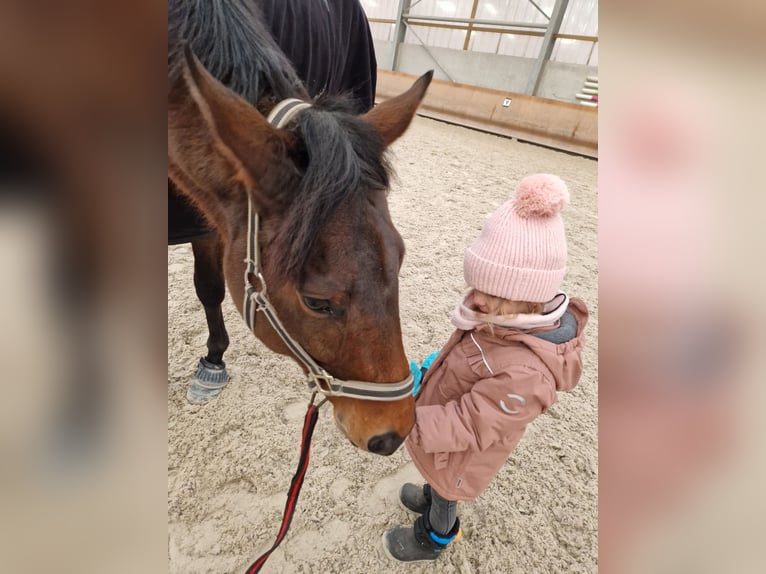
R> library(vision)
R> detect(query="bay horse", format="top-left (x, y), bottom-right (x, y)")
top-left (168, 0), bottom-right (432, 455)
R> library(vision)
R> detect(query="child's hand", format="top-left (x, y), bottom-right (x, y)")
top-left (421, 351), bottom-right (440, 370)
top-left (410, 351), bottom-right (440, 397)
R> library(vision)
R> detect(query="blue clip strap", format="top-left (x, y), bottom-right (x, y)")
top-left (428, 529), bottom-right (457, 545)
top-left (409, 361), bottom-right (422, 396)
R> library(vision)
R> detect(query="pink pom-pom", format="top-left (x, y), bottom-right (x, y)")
top-left (512, 174), bottom-right (570, 218)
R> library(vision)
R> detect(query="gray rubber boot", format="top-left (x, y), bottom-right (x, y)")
top-left (383, 513), bottom-right (460, 563)
top-left (399, 483), bottom-right (432, 514)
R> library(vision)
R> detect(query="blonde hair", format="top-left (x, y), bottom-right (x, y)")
top-left (469, 289), bottom-right (544, 334)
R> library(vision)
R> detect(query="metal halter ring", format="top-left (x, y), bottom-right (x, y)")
top-left (309, 372), bottom-right (337, 396)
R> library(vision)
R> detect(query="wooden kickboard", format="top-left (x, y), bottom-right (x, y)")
top-left (376, 70), bottom-right (598, 159)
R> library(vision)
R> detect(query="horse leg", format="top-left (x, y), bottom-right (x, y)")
top-left (186, 234), bottom-right (231, 404)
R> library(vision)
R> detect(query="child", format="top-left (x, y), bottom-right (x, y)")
top-left (383, 174), bottom-right (588, 562)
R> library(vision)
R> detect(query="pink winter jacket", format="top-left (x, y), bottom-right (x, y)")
top-left (405, 297), bottom-right (588, 501)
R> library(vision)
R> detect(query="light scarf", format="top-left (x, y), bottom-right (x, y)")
top-left (451, 290), bottom-right (569, 332)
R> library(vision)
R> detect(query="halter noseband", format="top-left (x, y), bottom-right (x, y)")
top-left (242, 99), bottom-right (414, 402)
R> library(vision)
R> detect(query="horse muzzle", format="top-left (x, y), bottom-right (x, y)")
top-left (367, 431), bottom-right (404, 456)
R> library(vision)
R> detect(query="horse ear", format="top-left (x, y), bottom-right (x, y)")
top-left (363, 70), bottom-right (433, 146)
top-left (168, 45), bottom-right (286, 222)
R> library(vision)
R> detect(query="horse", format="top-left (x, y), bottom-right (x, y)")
top-left (168, 0), bottom-right (432, 455)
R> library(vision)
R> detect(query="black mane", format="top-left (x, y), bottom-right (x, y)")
top-left (169, 0), bottom-right (390, 280)
top-left (283, 99), bottom-right (390, 279)
top-left (168, 0), bottom-right (305, 104)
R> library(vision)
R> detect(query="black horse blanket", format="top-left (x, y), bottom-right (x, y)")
top-left (168, 0), bottom-right (378, 244)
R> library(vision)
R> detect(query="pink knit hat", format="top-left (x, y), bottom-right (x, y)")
top-left (464, 174), bottom-right (569, 303)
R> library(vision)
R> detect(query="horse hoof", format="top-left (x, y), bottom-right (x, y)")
top-left (186, 357), bottom-right (231, 404)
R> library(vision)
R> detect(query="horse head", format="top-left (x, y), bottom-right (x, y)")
top-left (168, 48), bottom-right (432, 455)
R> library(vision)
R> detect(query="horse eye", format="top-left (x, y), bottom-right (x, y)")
top-left (302, 296), bottom-right (333, 315)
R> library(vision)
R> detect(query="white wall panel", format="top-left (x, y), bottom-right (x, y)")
top-left (588, 41), bottom-right (598, 66)
top-left (360, 0), bottom-right (598, 66)
top-left (469, 31), bottom-right (502, 54)
top-left (409, 0), bottom-right (474, 18)
top-left (560, 0), bottom-right (598, 35)
top-left (360, 0), bottom-right (399, 19)
top-left (498, 32), bottom-right (534, 59)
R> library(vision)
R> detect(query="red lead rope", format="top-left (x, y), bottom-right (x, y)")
top-left (245, 395), bottom-right (324, 574)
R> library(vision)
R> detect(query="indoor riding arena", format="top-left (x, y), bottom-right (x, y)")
top-left (169, 1), bottom-right (597, 572)
top-left (168, 120), bottom-right (598, 573)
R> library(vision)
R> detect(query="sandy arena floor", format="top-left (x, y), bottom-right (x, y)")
top-left (168, 117), bottom-right (598, 573)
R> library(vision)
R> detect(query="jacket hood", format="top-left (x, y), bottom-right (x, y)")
top-left (488, 297), bottom-right (588, 391)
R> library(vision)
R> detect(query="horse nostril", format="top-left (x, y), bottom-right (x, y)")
top-left (367, 432), bottom-right (403, 456)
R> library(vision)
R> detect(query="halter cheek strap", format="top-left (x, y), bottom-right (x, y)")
top-left (241, 99), bottom-right (414, 402)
